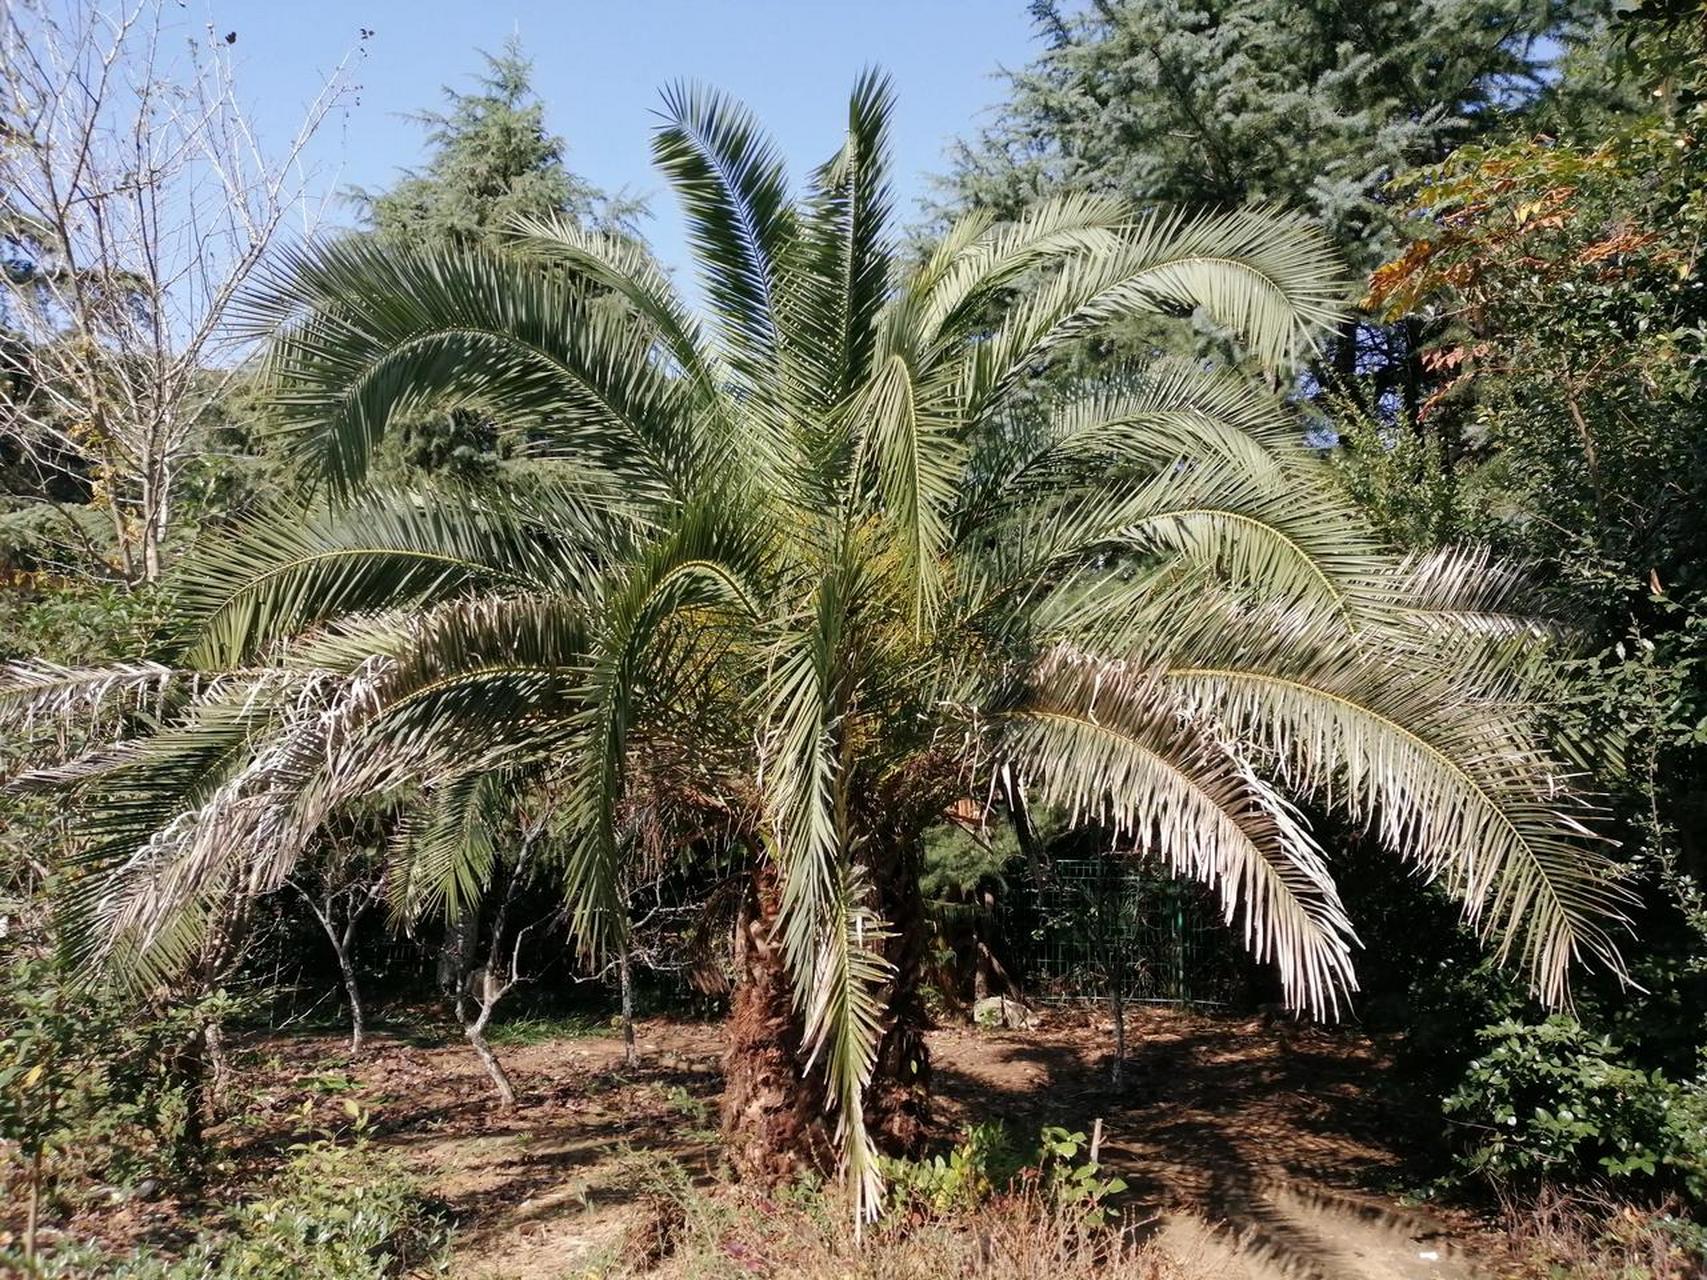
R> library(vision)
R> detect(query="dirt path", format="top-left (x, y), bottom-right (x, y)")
top-left (929, 1012), bottom-right (1490, 1280)
top-left (228, 1009), bottom-right (1498, 1278)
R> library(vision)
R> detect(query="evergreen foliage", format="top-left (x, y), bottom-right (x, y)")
top-left (354, 37), bottom-right (640, 249)
top-left (941, 0), bottom-right (1609, 273)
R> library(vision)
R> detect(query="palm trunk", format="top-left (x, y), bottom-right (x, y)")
top-left (865, 833), bottom-right (931, 1157)
top-left (721, 864), bottom-right (834, 1181)
top-left (720, 839), bottom-right (933, 1181)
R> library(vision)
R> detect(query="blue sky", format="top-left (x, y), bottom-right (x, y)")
top-left (203, 1), bottom-right (1041, 278)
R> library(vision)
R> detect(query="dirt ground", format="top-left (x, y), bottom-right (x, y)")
top-left (99, 1007), bottom-right (1505, 1279)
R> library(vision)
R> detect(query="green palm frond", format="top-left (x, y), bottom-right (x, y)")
top-left (962, 205), bottom-right (1346, 420)
top-left (901, 191), bottom-right (1132, 351)
top-left (793, 67), bottom-right (896, 406)
top-left (957, 359), bottom-right (1306, 530)
top-left (653, 81), bottom-right (796, 380)
top-left (174, 485), bottom-right (618, 667)
top-left (388, 769), bottom-right (506, 925)
top-left (559, 496), bottom-right (770, 959)
top-left (851, 351), bottom-right (961, 631)
top-left (241, 238), bottom-right (697, 500)
top-left (1000, 651), bottom-right (1356, 1014)
top-left (1134, 604), bottom-right (1629, 1004)
top-left (510, 214), bottom-right (721, 402)
top-left (798, 864), bottom-right (893, 1222)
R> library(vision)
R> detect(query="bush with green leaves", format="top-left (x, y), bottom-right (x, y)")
top-left (881, 1122), bottom-right (1126, 1224)
top-left (206, 1124), bottom-right (450, 1279)
top-left (1443, 1017), bottom-right (1707, 1204)
top-left (0, 951), bottom-right (234, 1258)
top-left (1, 1124), bottom-right (450, 1279)
top-left (881, 1121), bottom-right (1026, 1214)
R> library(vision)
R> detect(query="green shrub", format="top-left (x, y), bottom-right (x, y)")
top-left (2, 1126), bottom-right (450, 1279)
top-left (881, 1122), bottom-right (1127, 1223)
top-left (881, 1121), bottom-right (1025, 1213)
top-left (1033, 1124), bottom-right (1130, 1225)
top-left (1, 953), bottom-right (232, 1245)
top-left (210, 1125), bottom-right (449, 1279)
top-left (1443, 1017), bottom-right (1707, 1203)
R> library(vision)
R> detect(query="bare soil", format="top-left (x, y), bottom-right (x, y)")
top-left (85, 1007), bottom-right (1506, 1278)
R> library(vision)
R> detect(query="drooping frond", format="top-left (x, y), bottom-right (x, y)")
top-left (387, 769), bottom-right (505, 925)
top-left (62, 662), bottom-right (395, 988)
top-left (958, 359), bottom-right (1306, 530)
top-left (558, 496), bottom-right (770, 961)
top-left (962, 205), bottom-right (1346, 420)
top-left (0, 660), bottom-right (181, 738)
top-left (1378, 545), bottom-right (1559, 638)
top-left (979, 456), bottom-right (1385, 628)
top-left (240, 238), bottom-right (696, 501)
top-left (901, 191), bottom-right (1133, 353)
top-left (1000, 649), bottom-right (1356, 1014)
top-left (511, 214), bottom-right (720, 402)
top-left (173, 485), bottom-right (620, 668)
top-left (798, 863), bottom-right (893, 1224)
top-left (1131, 602), bottom-right (1630, 1004)
top-left (852, 351), bottom-right (961, 631)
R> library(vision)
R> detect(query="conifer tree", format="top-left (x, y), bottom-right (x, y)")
top-left (355, 36), bottom-right (638, 250)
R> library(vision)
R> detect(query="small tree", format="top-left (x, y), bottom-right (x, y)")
top-left (0, 0), bottom-right (354, 580)
top-left (353, 35), bottom-right (640, 251)
top-left (287, 825), bottom-right (386, 1056)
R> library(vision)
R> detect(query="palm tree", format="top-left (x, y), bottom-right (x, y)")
top-left (3, 74), bottom-right (1630, 1220)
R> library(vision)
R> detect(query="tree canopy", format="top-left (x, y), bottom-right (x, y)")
top-left (354, 36), bottom-right (641, 249)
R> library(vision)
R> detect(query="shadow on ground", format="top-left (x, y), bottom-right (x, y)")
top-left (929, 1010), bottom-right (1484, 1279)
top-left (225, 1007), bottom-right (1491, 1279)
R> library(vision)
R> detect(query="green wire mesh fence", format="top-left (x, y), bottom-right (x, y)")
top-left (1017, 859), bottom-right (1246, 1006)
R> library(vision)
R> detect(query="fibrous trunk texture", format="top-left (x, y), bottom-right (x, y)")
top-left (721, 864), bottom-right (834, 1181)
top-left (721, 832), bottom-right (934, 1180)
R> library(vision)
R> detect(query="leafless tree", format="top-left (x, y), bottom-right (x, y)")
top-left (0, 0), bottom-right (355, 580)
top-left (287, 839), bottom-right (385, 1056)
top-left (450, 805), bottom-right (551, 1109)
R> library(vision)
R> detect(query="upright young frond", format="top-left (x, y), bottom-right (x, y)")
top-left (793, 68), bottom-right (897, 404)
top-left (653, 82), bottom-right (796, 379)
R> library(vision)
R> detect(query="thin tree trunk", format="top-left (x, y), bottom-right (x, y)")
top-left (25, 1146), bottom-right (42, 1264)
top-left (454, 848), bottom-right (531, 1107)
top-left (290, 879), bottom-right (373, 1056)
top-left (619, 946), bottom-right (637, 1069)
top-left (204, 1021), bottom-right (232, 1112)
top-left (340, 954), bottom-right (366, 1056)
top-left (1111, 985), bottom-right (1126, 1088)
top-left (466, 981), bottom-right (517, 1109)
top-left (441, 907), bottom-right (480, 1022)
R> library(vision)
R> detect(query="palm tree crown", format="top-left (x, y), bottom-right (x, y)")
top-left (3, 72), bottom-right (1628, 1218)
